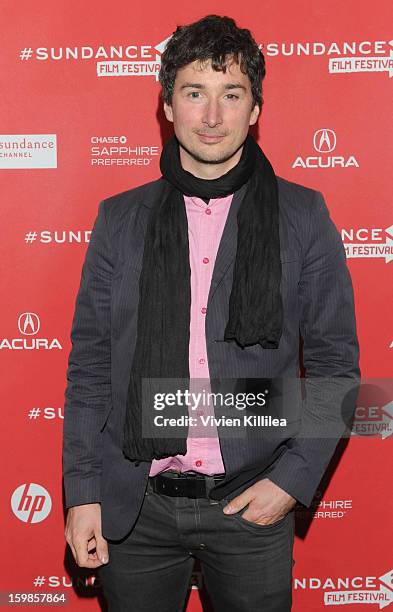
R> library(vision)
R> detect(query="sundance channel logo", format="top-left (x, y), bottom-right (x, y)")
top-left (0, 134), bottom-right (57, 169)
top-left (292, 129), bottom-right (359, 169)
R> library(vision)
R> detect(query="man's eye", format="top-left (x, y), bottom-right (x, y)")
top-left (225, 94), bottom-right (239, 100)
top-left (189, 92), bottom-right (201, 98)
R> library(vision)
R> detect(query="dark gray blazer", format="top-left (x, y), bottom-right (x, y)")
top-left (62, 176), bottom-right (360, 540)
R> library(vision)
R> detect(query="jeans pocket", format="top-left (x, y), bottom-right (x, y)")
top-left (218, 498), bottom-right (290, 533)
top-left (236, 510), bottom-right (288, 532)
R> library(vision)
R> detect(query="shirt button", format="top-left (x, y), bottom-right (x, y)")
top-left (205, 208), bottom-right (211, 215)
top-left (195, 460), bottom-right (202, 467)
top-left (198, 358), bottom-right (206, 365)
top-left (202, 257), bottom-right (209, 264)
top-left (201, 307), bottom-right (207, 314)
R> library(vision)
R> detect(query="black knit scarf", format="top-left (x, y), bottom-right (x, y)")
top-left (122, 134), bottom-right (282, 462)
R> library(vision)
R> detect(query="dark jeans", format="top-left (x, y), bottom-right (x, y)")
top-left (97, 476), bottom-right (295, 612)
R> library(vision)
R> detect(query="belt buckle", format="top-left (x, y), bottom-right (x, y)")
top-left (188, 477), bottom-right (204, 499)
top-left (180, 472), bottom-right (204, 498)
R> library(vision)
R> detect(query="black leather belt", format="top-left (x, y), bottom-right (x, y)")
top-left (149, 471), bottom-right (225, 499)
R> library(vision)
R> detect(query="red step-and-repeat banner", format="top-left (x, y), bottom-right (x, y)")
top-left (1, 1), bottom-right (392, 610)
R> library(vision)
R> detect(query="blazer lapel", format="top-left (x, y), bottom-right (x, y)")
top-left (128, 179), bottom-right (170, 272)
top-left (127, 205), bottom-right (151, 272)
top-left (207, 183), bottom-right (247, 304)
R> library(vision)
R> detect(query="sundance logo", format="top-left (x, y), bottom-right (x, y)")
top-left (342, 225), bottom-right (393, 263)
top-left (36, 575), bottom-right (101, 588)
top-left (351, 402), bottom-right (393, 439)
top-left (0, 312), bottom-right (62, 350)
top-left (11, 483), bottom-right (52, 524)
top-left (18, 35), bottom-right (173, 82)
top-left (292, 129), bottom-right (359, 169)
top-left (96, 35), bottom-right (171, 80)
top-left (294, 568), bottom-right (393, 609)
top-left (263, 39), bottom-right (393, 79)
top-left (0, 134), bottom-right (57, 169)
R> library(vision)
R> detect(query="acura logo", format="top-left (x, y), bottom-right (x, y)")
top-left (18, 312), bottom-right (40, 336)
top-left (0, 312), bottom-right (61, 350)
top-left (313, 129), bottom-right (337, 153)
top-left (292, 128), bottom-right (358, 169)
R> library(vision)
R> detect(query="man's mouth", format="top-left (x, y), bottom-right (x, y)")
top-left (196, 133), bottom-right (226, 143)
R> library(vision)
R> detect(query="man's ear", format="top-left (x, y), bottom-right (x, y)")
top-left (249, 104), bottom-right (260, 126)
top-left (163, 102), bottom-right (173, 123)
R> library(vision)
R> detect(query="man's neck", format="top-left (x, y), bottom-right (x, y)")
top-left (179, 144), bottom-right (243, 180)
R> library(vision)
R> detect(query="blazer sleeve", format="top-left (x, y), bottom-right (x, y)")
top-left (62, 200), bottom-right (113, 508)
top-left (265, 190), bottom-right (361, 507)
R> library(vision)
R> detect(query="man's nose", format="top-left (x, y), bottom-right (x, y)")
top-left (202, 99), bottom-right (223, 128)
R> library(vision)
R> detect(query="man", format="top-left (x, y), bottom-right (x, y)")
top-left (63, 15), bottom-right (360, 612)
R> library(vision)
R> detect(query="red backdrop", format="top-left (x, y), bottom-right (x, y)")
top-left (1, 1), bottom-right (392, 610)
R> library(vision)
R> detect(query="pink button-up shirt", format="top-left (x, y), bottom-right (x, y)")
top-left (149, 193), bottom-right (234, 477)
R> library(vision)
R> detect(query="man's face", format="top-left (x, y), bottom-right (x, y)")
top-left (163, 56), bottom-right (260, 175)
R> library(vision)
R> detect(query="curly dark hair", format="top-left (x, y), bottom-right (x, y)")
top-left (159, 15), bottom-right (266, 109)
